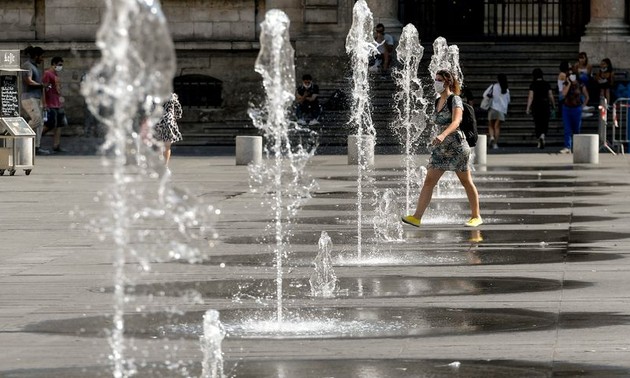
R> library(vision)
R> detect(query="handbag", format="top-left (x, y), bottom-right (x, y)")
top-left (480, 84), bottom-right (494, 111)
top-left (480, 96), bottom-right (492, 111)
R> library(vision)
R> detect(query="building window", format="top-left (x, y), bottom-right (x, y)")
top-left (173, 74), bottom-right (222, 107)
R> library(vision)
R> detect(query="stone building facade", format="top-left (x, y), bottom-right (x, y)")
top-left (0, 0), bottom-right (627, 134)
top-left (0, 0), bottom-right (386, 131)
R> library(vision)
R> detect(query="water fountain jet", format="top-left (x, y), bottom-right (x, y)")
top-left (248, 9), bottom-right (317, 323)
top-left (391, 24), bottom-right (428, 215)
top-left (345, 0), bottom-right (379, 258)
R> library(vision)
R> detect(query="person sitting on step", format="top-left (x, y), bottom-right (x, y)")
top-left (295, 74), bottom-right (321, 126)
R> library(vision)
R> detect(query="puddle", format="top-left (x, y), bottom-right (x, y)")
top-left (118, 276), bottom-right (588, 299)
top-left (24, 307), bottom-right (557, 340)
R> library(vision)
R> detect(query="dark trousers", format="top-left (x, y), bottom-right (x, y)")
top-left (296, 101), bottom-right (321, 121)
top-left (532, 108), bottom-right (550, 138)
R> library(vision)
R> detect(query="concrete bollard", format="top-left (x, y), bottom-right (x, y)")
top-left (348, 135), bottom-right (375, 166)
top-left (235, 136), bottom-right (262, 166)
top-left (473, 135), bottom-right (487, 165)
top-left (573, 134), bottom-right (599, 164)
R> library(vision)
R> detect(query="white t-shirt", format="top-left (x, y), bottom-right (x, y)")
top-left (377, 33), bottom-right (394, 55)
top-left (484, 83), bottom-right (511, 114)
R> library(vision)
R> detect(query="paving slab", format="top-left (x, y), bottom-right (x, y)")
top-left (1, 150), bottom-right (630, 377)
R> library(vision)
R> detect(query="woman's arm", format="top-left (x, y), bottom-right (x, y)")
top-left (434, 106), bottom-right (462, 145)
top-left (548, 89), bottom-right (556, 108)
top-left (582, 85), bottom-right (590, 105)
top-left (526, 90), bottom-right (534, 114)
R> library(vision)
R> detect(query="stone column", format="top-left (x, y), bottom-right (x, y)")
top-left (580, 0), bottom-right (630, 68)
top-left (584, 0), bottom-right (629, 36)
top-left (366, 0), bottom-right (402, 38)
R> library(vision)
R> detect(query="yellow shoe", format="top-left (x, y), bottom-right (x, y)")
top-left (468, 230), bottom-right (484, 243)
top-left (401, 215), bottom-right (421, 227)
top-left (464, 217), bottom-right (483, 227)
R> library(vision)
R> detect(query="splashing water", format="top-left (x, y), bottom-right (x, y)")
top-left (426, 36), bottom-right (466, 195)
top-left (372, 189), bottom-right (404, 242)
top-left (345, 0), bottom-right (379, 259)
top-left (428, 37), bottom-right (463, 84)
top-left (201, 310), bottom-right (226, 378)
top-left (248, 9), bottom-right (317, 323)
top-left (309, 231), bottom-right (337, 297)
top-left (80, 0), bottom-right (217, 376)
top-left (391, 24), bottom-right (428, 215)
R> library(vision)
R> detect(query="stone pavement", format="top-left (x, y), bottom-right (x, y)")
top-left (1, 147), bottom-right (630, 377)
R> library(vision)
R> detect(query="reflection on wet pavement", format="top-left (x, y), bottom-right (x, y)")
top-left (6, 359), bottom-right (630, 378)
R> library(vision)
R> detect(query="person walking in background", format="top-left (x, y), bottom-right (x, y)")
top-left (573, 52), bottom-right (596, 115)
top-left (295, 74), bottom-right (321, 126)
top-left (596, 58), bottom-right (614, 106)
top-left (560, 71), bottom-right (589, 154)
top-left (483, 74), bottom-right (510, 149)
top-left (42, 56), bottom-right (68, 153)
top-left (21, 46), bottom-right (48, 155)
top-left (401, 69), bottom-right (482, 228)
top-left (526, 68), bottom-right (556, 149)
top-left (153, 92), bottom-right (183, 170)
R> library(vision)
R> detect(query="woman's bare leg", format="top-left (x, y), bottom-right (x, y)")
top-left (412, 168), bottom-right (445, 219)
top-left (455, 170), bottom-right (480, 218)
top-left (163, 141), bottom-right (172, 166)
top-left (493, 120), bottom-right (501, 144)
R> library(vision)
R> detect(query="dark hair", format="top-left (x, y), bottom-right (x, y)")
top-left (532, 68), bottom-right (544, 80)
top-left (578, 52), bottom-right (588, 64)
top-left (376, 23), bottom-right (385, 30)
top-left (51, 56), bottom-right (63, 66)
top-left (24, 46), bottom-right (44, 58)
top-left (302, 74), bottom-right (312, 81)
top-left (559, 60), bottom-right (570, 73)
top-left (498, 73), bottom-right (508, 94)
top-left (436, 69), bottom-right (461, 95)
top-left (602, 58), bottom-right (613, 71)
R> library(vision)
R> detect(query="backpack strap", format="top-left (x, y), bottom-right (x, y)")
top-left (435, 94), bottom-right (455, 111)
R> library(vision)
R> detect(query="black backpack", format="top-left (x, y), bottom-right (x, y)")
top-left (324, 89), bottom-right (348, 111)
top-left (435, 94), bottom-right (478, 147)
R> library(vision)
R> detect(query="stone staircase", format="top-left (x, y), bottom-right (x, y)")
top-left (454, 41), bottom-right (598, 148)
top-left (179, 41), bottom-right (604, 151)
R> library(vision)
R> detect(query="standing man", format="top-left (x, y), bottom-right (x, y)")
top-left (42, 56), bottom-right (68, 153)
top-left (21, 46), bottom-right (48, 155)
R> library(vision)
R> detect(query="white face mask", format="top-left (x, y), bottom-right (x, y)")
top-left (434, 80), bottom-right (445, 93)
top-left (569, 74), bottom-right (576, 82)
top-left (54, 65), bottom-right (63, 72)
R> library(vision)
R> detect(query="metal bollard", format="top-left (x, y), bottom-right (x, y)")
top-left (347, 135), bottom-right (375, 166)
top-left (235, 136), bottom-right (262, 165)
top-left (473, 135), bottom-right (487, 165)
top-left (573, 134), bottom-right (599, 164)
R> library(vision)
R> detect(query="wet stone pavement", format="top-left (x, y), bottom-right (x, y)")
top-left (1, 152), bottom-right (630, 377)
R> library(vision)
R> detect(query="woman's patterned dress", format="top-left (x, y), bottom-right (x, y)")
top-left (427, 94), bottom-right (471, 172)
top-left (154, 93), bottom-right (183, 143)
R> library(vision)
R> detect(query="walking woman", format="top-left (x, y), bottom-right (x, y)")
top-left (483, 74), bottom-right (510, 149)
top-left (526, 68), bottom-right (556, 149)
top-left (401, 69), bottom-right (482, 228)
top-left (153, 92), bottom-right (183, 168)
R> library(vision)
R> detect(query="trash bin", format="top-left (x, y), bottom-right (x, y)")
top-left (0, 117), bottom-right (35, 176)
